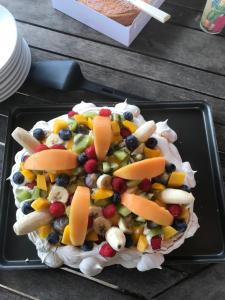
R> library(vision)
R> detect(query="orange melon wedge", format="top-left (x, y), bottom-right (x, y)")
top-left (93, 116), bottom-right (112, 161)
top-left (24, 149), bottom-right (77, 171)
top-left (121, 193), bottom-right (173, 226)
top-left (69, 186), bottom-right (90, 246)
top-left (113, 157), bottom-right (165, 180)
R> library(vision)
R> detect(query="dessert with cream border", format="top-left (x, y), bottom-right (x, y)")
top-left (79, 0), bottom-right (151, 26)
top-left (10, 101), bottom-right (199, 276)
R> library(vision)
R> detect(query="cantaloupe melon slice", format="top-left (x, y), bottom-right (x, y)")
top-left (114, 157), bottom-right (165, 180)
top-left (69, 186), bottom-right (90, 246)
top-left (121, 193), bottom-right (173, 226)
top-left (93, 116), bottom-right (112, 161)
top-left (24, 149), bottom-right (77, 171)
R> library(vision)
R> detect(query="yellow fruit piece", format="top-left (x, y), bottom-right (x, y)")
top-left (66, 138), bottom-right (74, 150)
top-left (122, 120), bottom-right (137, 133)
top-left (21, 169), bottom-right (35, 182)
top-left (108, 155), bottom-right (121, 164)
top-left (137, 234), bottom-right (148, 252)
top-left (88, 118), bottom-right (93, 129)
top-left (48, 172), bottom-right (56, 183)
top-left (162, 226), bottom-right (178, 240)
top-left (37, 174), bottom-right (47, 191)
top-left (168, 172), bottom-right (186, 188)
top-left (111, 133), bottom-right (122, 143)
top-left (144, 147), bottom-right (162, 158)
top-left (66, 206), bottom-right (71, 217)
top-left (179, 206), bottom-right (190, 222)
top-left (53, 119), bottom-right (68, 134)
top-left (86, 230), bottom-right (99, 241)
top-left (38, 224), bottom-right (52, 239)
top-left (111, 121), bottom-right (120, 135)
top-left (74, 115), bottom-right (88, 126)
top-left (132, 226), bottom-right (144, 245)
top-left (62, 225), bottom-right (72, 245)
top-left (155, 199), bottom-right (167, 208)
top-left (31, 197), bottom-right (50, 211)
top-left (91, 188), bottom-right (113, 200)
top-left (152, 183), bottom-right (166, 191)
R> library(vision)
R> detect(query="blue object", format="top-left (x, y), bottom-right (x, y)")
top-left (59, 129), bottom-right (72, 141)
top-left (173, 219), bottom-right (187, 232)
top-left (55, 173), bottom-right (70, 187)
top-left (112, 192), bottom-right (121, 204)
top-left (125, 135), bottom-right (139, 151)
top-left (21, 201), bottom-right (34, 215)
top-left (145, 137), bottom-right (158, 149)
top-left (125, 234), bottom-right (133, 248)
top-left (33, 128), bottom-right (45, 141)
top-left (81, 241), bottom-right (94, 251)
top-left (13, 172), bottom-right (25, 184)
top-left (123, 111), bottom-right (133, 121)
top-left (47, 232), bottom-right (59, 244)
top-left (75, 125), bottom-right (90, 135)
top-left (180, 185), bottom-right (191, 193)
top-left (77, 153), bottom-right (88, 165)
top-left (166, 163), bottom-right (176, 173)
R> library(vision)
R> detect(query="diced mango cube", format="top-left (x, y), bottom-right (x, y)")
top-left (111, 121), bottom-right (120, 135)
top-left (87, 118), bottom-right (93, 129)
top-left (162, 226), bottom-right (178, 240)
top-left (48, 173), bottom-right (56, 183)
top-left (66, 138), bottom-right (74, 150)
top-left (31, 197), bottom-right (50, 211)
top-left (74, 115), bottom-right (88, 126)
top-left (38, 224), bottom-right (52, 239)
top-left (152, 183), bottom-right (166, 191)
top-left (132, 226), bottom-right (144, 245)
top-left (37, 174), bottom-right (47, 191)
top-left (61, 225), bottom-right (72, 245)
top-left (86, 230), bottom-right (99, 241)
top-left (179, 206), bottom-right (190, 222)
top-left (122, 120), bottom-right (137, 133)
top-left (21, 169), bottom-right (35, 182)
top-left (91, 188), bottom-right (113, 200)
top-left (111, 134), bottom-right (122, 143)
top-left (53, 119), bottom-right (68, 134)
top-left (137, 234), bottom-right (148, 252)
top-left (144, 147), bottom-right (162, 158)
top-left (168, 172), bottom-right (186, 188)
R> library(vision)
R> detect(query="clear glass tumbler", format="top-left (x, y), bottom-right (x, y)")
top-left (200, 0), bottom-right (225, 34)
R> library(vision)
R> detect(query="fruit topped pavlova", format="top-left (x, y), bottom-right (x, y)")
top-left (10, 101), bottom-right (199, 276)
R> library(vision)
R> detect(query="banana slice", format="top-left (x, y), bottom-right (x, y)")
top-left (159, 188), bottom-right (195, 205)
top-left (89, 206), bottom-right (103, 218)
top-left (118, 217), bottom-right (132, 234)
top-left (96, 174), bottom-right (112, 189)
top-left (46, 133), bottom-right (64, 147)
top-left (13, 211), bottom-right (53, 235)
top-left (48, 185), bottom-right (69, 204)
top-left (11, 127), bottom-right (40, 154)
top-left (105, 227), bottom-right (126, 251)
top-left (133, 121), bottom-right (156, 142)
top-left (93, 216), bottom-right (111, 236)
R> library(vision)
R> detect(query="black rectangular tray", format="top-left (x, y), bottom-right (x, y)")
top-left (0, 100), bottom-right (225, 269)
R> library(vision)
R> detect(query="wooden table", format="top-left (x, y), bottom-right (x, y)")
top-left (0, 0), bottom-right (225, 299)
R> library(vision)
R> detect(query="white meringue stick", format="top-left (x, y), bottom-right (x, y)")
top-left (13, 211), bottom-right (53, 235)
top-left (159, 188), bottom-right (195, 205)
top-left (105, 227), bottom-right (126, 251)
top-left (133, 121), bottom-right (156, 142)
top-left (11, 127), bottom-right (39, 154)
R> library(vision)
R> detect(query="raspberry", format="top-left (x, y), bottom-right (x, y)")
top-left (102, 204), bottom-right (116, 218)
top-left (88, 216), bottom-right (94, 229)
top-left (35, 144), bottom-right (49, 152)
top-left (50, 144), bottom-right (66, 150)
top-left (99, 243), bottom-right (116, 257)
top-left (25, 182), bottom-right (36, 189)
top-left (84, 159), bottom-right (98, 173)
top-left (120, 127), bottom-right (131, 138)
top-left (112, 177), bottom-right (127, 193)
top-left (99, 108), bottom-right (111, 117)
top-left (151, 235), bottom-right (162, 250)
top-left (168, 204), bottom-right (182, 218)
top-left (68, 111), bottom-right (78, 118)
top-left (49, 202), bottom-right (65, 218)
top-left (138, 178), bottom-right (151, 192)
top-left (85, 145), bottom-right (96, 159)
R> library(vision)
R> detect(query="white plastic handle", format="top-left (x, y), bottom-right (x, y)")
top-left (127, 0), bottom-right (171, 23)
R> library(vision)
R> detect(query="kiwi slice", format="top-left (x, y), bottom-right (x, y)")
top-left (68, 119), bottom-right (77, 131)
top-left (147, 227), bottom-right (162, 238)
top-left (83, 112), bottom-right (98, 118)
top-left (73, 134), bottom-right (92, 153)
top-left (114, 150), bottom-right (128, 161)
top-left (110, 162), bottom-right (119, 171)
top-left (94, 198), bottom-right (111, 207)
top-left (31, 187), bottom-right (40, 200)
top-left (103, 162), bottom-right (111, 173)
top-left (118, 205), bottom-right (131, 217)
top-left (112, 113), bottom-right (120, 122)
top-left (16, 189), bottom-right (32, 202)
top-left (136, 216), bottom-right (146, 223)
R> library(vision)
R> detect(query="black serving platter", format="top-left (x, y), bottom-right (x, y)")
top-left (0, 100), bottom-right (225, 269)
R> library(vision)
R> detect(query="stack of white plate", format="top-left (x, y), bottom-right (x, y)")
top-left (0, 5), bottom-right (31, 102)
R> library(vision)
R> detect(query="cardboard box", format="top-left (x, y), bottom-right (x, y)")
top-left (51, 0), bottom-right (165, 46)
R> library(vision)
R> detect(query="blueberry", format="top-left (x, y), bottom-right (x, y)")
top-left (173, 219), bottom-right (187, 232)
top-left (22, 201), bottom-right (34, 215)
top-left (55, 173), bottom-right (70, 187)
top-left (75, 125), bottom-right (90, 135)
top-left (145, 137), bottom-right (157, 149)
top-left (180, 185), bottom-right (191, 193)
top-left (123, 111), bottom-right (133, 121)
top-left (166, 163), bottom-right (176, 173)
top-left (125, 135), bottom-right (139, 151)
top-left (81, 241), bottom-right (94, 251)
top-left (107, 146), bottom-right (114, 156)
top-left (47, 232), bottom-right (59, 244)
top-left (77, 153), bottom-right (88, 165)
top-left (13, 172), bottom-right (24, 184)
top-left (112, 192), bottom-right (121, 204)
top-left (53, 216), bottom-right (69, 233)
top-left (33, 128), bottom-right (45, 141)
top-left (125, 234), bottom-right (133, 248)
top-left (59, 129), bottom-right (72, 141)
